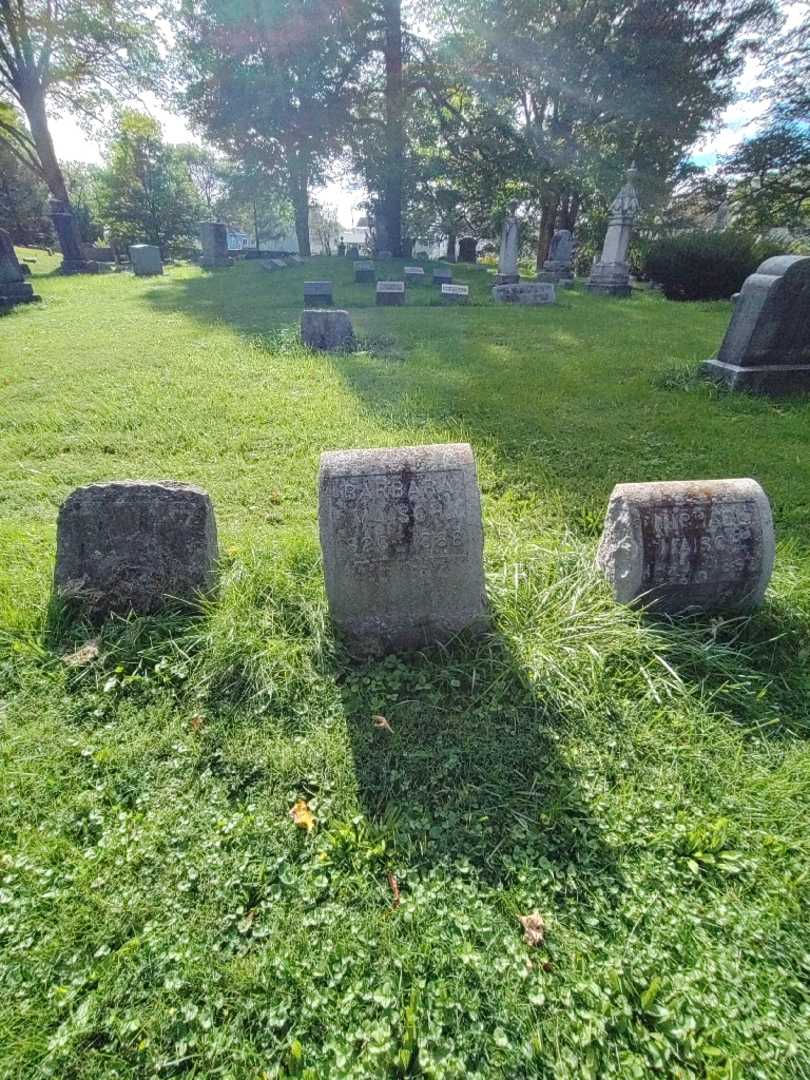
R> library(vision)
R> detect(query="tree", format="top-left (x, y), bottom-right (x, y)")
top-left (0, 103), bottom-right (50, 242)
top-left (94, 111), bottom-right (203, 254)
top-left (176, 145), bottom-right (227, 212)
top-left (218, 161), bottom-right (291, 249)
top-left (0, 0), bottom-right (157, 204)
top-left (310, 201), bottom-right (341, 254)
top-left (174, 0), bottom-right (372, 255)
top-left (62, 160), bottom-right (103, 241)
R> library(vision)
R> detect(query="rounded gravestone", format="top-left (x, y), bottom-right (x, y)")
top-left (301, 309), bottom-right (354, 351)
top-left (596, 478), bottom-right (774, 614)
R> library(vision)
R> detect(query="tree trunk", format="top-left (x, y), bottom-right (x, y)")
top-left (382, 0), bottom-right (404, 257)
top-left (535, 193), bottom-right (559, 270)
top-left (253, 199), bottom-right (260, 248)
top-left (291, 161), bottom-right (311, 256)
top-left (18, 77), bottom-right (70, 204)
top-left (446, 229), bottom-right (456, 261)
top-left (560, 192), bottom-right (580, 232)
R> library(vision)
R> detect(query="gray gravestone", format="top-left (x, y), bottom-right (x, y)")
top-left (354, 260), bottom-right (376, 283)
top-left (0, 229), bottom-right (39, 309)
top-left (587, 165), bottom-right (640, 297)
top-left (301, 309), bottom-right (354, 351)
top-left (318, 443), bottom-right (488, 655)
top-left (55, 482), bottom-right (218, 616)
top-left (458, 237), bottom-right (478, 263)
top-left (495, 201), bottom-right (520, 284)
top-left (346, 245), bottom-right (360, 259)
top-left (433, 268), bottom-right (453, 285)
top-left (48, 198), bottom-right (97, 274)
top-left (701, 255), bottom-right (810, 394)
top-left (304, 281), bottom-right (333, 307)
top-left (404, 266), bottom-right (426, 285)
top-left (596, 478), bottom-right (774, 614)
top-left (441, 284), bottom-right (469, 304)
top-left (376, 281), bottom-right (405, 306)
top-left (199, 222), bottom-right (232, 268)
top-left (129, 244), bottom-right (163, 276)
top-left (492, 282), bottom-right (555, 305)
top-left (538, 229), bottom-right (575, 283)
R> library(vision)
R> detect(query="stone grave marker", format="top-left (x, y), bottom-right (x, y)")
top-left (0, 228), bottom-right (40, 309)
top-left (433, 268), bottom-right (453, 285)
top-left (129, 244), bottom-right (163, 277)
top-left (304, 281), bottom-right (333, 307)
top-left (492, 282), bottom-right (555, 305)
top-left (346, 244), bottom-right (360, 259)
top-left (318, 443), bottom-right (488, 655)
top-left (537, 229), bottom-right (575, 284)
top-left (354, 260), bottom-right (376, 283)
top-left (199, 222), bottom-right (232, 268)
top-left (701, 255), bottom-right (810, 394)
top-left (587, 165), bottom-right (639, 297)
top-left (596, 478), bottom-right (774, 614)
top-left (301, 309), bottom-right (354, 351)
top-left (404, 266), bottom-right (426, 285)
top-left (376, 281), bottom-right (405, 306)
top-left (495, 201), bottom-right (520, 284)
top-left (458, 237), bottom-right (478, 263)
top-left (55, 482), bottom-right (218, 616)
top-left (441, 284), bottom-right (469, 304)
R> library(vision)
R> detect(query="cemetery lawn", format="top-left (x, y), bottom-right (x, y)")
top-left (2, 255), bottom-right (810, 1080)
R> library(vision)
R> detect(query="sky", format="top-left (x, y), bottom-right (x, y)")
top-left (48, 3), bottom-right (801, 227)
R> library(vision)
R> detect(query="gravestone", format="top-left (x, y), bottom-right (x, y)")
top-left (129, 244), bottom-right (163, 276)
top-left (354, 260), bottom-right (376, 283)
top-left (538, 229), bottom-right (575, 283)
top-left (495, 201), bottom-right (520, 284)
top-left (596, 478), bottom-right (774, 614)
top-left (49, 198), bottom-right (97, 274)
top-left (261, 260), bottom-right (279, 272)
top-left (458, 236), bottom-right (478, 263)
top-left (304, 281), bottom-right (333, 307)
top-left (441, 284), bottom-right (469, 304)
top-left (404, 266), bottom-right (426, 285)
top-left (492, 282), bottom-right (555, 305)
top-left (346, 244), bottom-right (360, 259)
top-left (701, 255), bottom-right (810, 394)
top-left (301, 309), bottom-right (354, 351)
top-left (288, 254), bottom-right (303, 264)
top-left (199, 222), bottom-right (232, 268)
top-left (54, 481), bottom-right (218, 616)
top-left (376, 281), bottom-right (405, 306)
top-left (377, 249), bottom-right (392, 260)
top-left (318, 443), bottom-right (488, 655)
top-left (433, 268), bottom-right (453, 285)
top-left (0, 229), bottom-right (40, 310)
top-left (587, 164), bottom-right (640, 297)
top-left (271, 258), bottom-right (287, 269)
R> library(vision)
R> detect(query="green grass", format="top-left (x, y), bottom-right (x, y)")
top-left (1, 254), bottom-right (809, 1079)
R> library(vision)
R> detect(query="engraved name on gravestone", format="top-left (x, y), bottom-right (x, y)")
top-left (55, 481), bottom-right (219, 616)
top-left (702, 255), bottom-right (810, 394)
top-left (318, 443), bottom-right (488, 655)
top-left (596, 478), bottom-right (774, 614)
top-left (376, 280), bottom-right (405, 306)
top-left (304, 281), bottom-right (333, 307)
top-left (441, 283), bottom-right (469, 303)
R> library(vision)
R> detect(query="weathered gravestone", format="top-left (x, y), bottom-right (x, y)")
top-left (318, 443), bottom-right (488, 655)
top-left (376, 281), bottom-right (405, 306)
top-left (537, 229), bottom-right (575, 284)
top-left (346, 244), bottom-right (360, 259)
top-left (270, 258), bottom-right (287, 269)
top-left (441, 284), bottom-right (469, 304)
top-left (49, 198), bottom-right (97, 274)
top-left (495, 201), bottom-right (520, 285)
top-left (55, 482), bottom-right (218, 616)
top-left (433, 268), bottom-right (453, 285)
top-left (596, 478), bottom-right (774, 614)
top-left (304, 281), bottom-right (333, 307)
top-left (199, 222), bottom-right (232, 268)
top-left (354, 260), bottom-right (376, 283)
top-left (301, 309), bottom-right (354, 351)
top-left (404, 266), bottom-right (426, 285)
top-left (129, 244), bottom-right (163, 277)
top-left (492, 282), bottom-right (555, 305)
top-left (587, 164), bottom-right (640, 297)
top-left (0, 229), bottom-right (40, 310)
top-left (701, 255), bottom-right (810, 394)
top-left (458, 236), bottom-right (478, 263)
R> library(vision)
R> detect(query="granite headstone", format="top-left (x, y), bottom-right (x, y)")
top-left (301, 309), bottom-right (354, 351)
top-left (304, 280), bottom-right (333, 307)
top-left (492, 282), bottom-right (555, 305)
top-left (0, 229), bottom-right (39, 309)
top-left (129, 244), bottom-right (163, 276)
top-left (376, 281), bottom-right (405, 306)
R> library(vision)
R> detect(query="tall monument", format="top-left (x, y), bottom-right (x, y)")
top-left (495, 200), bottom-right (520, 285)
top-left (48, 198), bottom-right (97, 274)
top-left (587, 164), bottom-right (640, 297)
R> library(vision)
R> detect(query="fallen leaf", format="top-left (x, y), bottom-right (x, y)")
top-left (289, 799), bottom-right (316, 832)
top-left (372, 714), bottom-right (393, 733)
top-left (518, 912), bottom-right (545, 947)
top-left (62, 640), bottom-right (99, 667)
top-left (190, 713), bottom-right (205, 732)
top-left (387, 871), bottom-right (401, 908)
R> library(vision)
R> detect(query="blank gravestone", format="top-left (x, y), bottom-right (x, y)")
top-left (55, 482), bottom-right (218, 616)
top-left (376, 281), bottom-right (405, 306)
top-left (319, 443), bottom-right (488, 655)
top-left (304, 281), bottom-right (333, 307)
top-left (198, 222), bottom-right (232, 269)
top-left (301, 309), bottom-right (354, 351)
top-left (701, 255), bottom-right (810, 394)
top-left (596, 478), bottom-right (774, 614)
top-left (129, 244), bottom-right (163, 277)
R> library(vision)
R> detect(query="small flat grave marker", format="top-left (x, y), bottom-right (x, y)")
top-left (433, 268), bottom-right (453, 285)
top-left (404, 266), bottom-right (426, 284)
top-left (376, 280), bottom-right (405, 306)
top-left (441, 284), bottom-right (469, 304)
top-left (492, 282), bottom-right (555, 305)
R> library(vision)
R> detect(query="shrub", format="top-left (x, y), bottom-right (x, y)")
top-left (642, 231), bottom-right (782, 301)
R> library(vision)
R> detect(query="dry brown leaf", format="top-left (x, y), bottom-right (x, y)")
top-left (372, 714), bottom-right (393, 733)
top-left (519, 912), bottom-right (545, 947)
top-left (289, 799), bottom-right (316, 832)
top-left (62, 640), bottom-right (99, 667)
top-left (190, 713), bottom-right (205, 732)
top-left (387, 871), bottom-right (401, 909)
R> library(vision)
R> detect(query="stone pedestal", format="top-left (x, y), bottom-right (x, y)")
top-left (304, 281), bottom-right (333, 307)
top-left (586, 262), bottom-right (632, 297)
top-left (0, 229), bottom-right (40, 309)
top-left (318, 443), bottom-right (488, 655)
top-left (492, 282), bottom-right (555, 305)
top-left (376, 281), bottom-right (405, 306)
top-left (702, 255), bottom-right (810, 394)
top-left (596, 479), bottom-right (774, 614)
top-left (301, 309), bottom-right (354, 351)
top-left (49, 199), bottom-right (97, 274)
top-left (129, 244), bottom-right (163, 276)
top-left (55, 482), bottom-right (218, 617)
top-left (199, 222), bottom-right (233, 268)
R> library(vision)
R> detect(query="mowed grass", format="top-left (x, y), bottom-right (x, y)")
top-left (1, 254), bottom-right (809, 1079)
